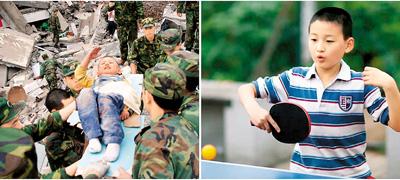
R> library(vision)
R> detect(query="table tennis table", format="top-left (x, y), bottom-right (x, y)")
top-left (201, 160), bottom-right (340, 179)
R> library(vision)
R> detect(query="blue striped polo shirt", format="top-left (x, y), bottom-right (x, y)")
top-left (252, 60), bottom-right (389, 178)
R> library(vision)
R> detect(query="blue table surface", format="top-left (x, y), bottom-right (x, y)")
top-left (78, 125), bottom-right (141, 177)
top-left (201, 160), bottom-right (340, 179)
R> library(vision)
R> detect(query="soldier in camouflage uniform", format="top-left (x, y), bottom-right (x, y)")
top-left (0, 128), bottom-right (78, 178)
top-left (177, 1), bottom-right (199, 53)
top-left (0, 128), bottom-right (108, 179)
top-left (49, 8), bottom-right (60, 47)
top-left (0, 97), bottom-right (86, 178)
top-left (115, 1), bottom-right (144, 64)
top-left (43, 89), bottom-right (85, 171)
top-left (117, 63), bottom-right (199, 178)
top-left (166, 51), bottom-right (199, 134)
top-left (39, 54), bottom-right (61, 90)
top-left (62, 60), bottom-right (83, 97)
top-left (159, 28), bottom-right (183, 58)
top-left (127, 18), bottom-right (166, 74)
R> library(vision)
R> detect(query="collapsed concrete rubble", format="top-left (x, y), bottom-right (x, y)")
top-left (0, 1), bottom-right (113, 127)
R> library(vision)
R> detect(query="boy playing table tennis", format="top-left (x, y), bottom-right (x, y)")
top-left (238, 7), bottom-right (400, 178)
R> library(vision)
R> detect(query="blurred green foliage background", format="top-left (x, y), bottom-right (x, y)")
top-left (202, 1), bottom-right (400, 83)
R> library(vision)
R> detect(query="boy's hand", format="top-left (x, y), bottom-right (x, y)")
top-left (250, 106), bottom-right (281, 133)
top-left (120, 108), bottom-right (130, 120)
top-left (88, 47), bottom-right (101, 60)
top-left (362, 67), bottom-right (396, 90)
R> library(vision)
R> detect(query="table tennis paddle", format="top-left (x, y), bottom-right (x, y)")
top-left (251, 102), bottom-right (311, 143)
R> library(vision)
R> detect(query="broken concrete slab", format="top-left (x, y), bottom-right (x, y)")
top-left (11, 72), bottom-right (26, 87)
top-left (67, 42), bottom-right (84, 52)
top-left (91, 4), bottom-right (102, 34)
top-left (58, 48), bottom-right (81, 57)
top-left (76, 12), bottom-right (93, 35)
top-left (19, 8), bottom-right (37, 14)
top-left (0, 2), bottom-right (34, 34)
top-left (0, 65), bottom-right (7, 87)
top-left (99, 41), bottom-right (121, 57)
top-left (162, 4), bottom-right (186, 30)
top-left (56, 11), bottom-right (68, 31)
top-left (80, 25), bottom-right (90, 37)
top-left (70, 22), bottom-right (78, 38)
top-left (7, 67), bottom-right (20, 81)
top-left (14, 1), bottom-right (50, 9)
top-left (66, 0), bottom-right (73, 6)
top-left (28, 87), bottom-right (44, 99)
top-left (32, 63), bottom-right (41, 78)
top-left (23, 10), bottom-right (50, 23)
top-left (0, 28), bottom-right (35, 69)
top-left (23, 80), bottom-right (41, 94)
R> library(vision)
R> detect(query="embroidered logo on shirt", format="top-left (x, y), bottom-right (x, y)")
top-left (339, 96), bottom-right (353, 112)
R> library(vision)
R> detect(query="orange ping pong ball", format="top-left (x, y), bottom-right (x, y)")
top-left (202, 144), bottom-right (217, 160)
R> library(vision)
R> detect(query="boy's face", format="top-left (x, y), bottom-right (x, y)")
top-left (97, 57), bottom-right (121, 76)
top-left (308, 20), bottom-right (354, 71)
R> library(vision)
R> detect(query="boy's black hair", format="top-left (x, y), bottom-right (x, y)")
top-left (186, 77), bottom-right (199, 92)
top-left (153, 95), bottom-right (183, 112)
top-left (45, 89), bottom-right (72, 111)
top-left (309, 7), bottom-right (353, 39)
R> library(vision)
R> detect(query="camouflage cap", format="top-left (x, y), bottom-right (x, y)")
top-left (0, 97), bottom-right (25, 126)
top-left (144, 63), bottom-right (186, 100)
top-left (0, 128), bottom-right (38, 178)
top-left (62, 60), bottom-right (80, 77)
top-left (167, 51), bottom-right (199, 77)
top-left (159, 29), bottom-right (182, 51)
top-left (142, 17), bottom-right (155, 28)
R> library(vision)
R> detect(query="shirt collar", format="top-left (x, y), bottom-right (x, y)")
top-left (305, 60), bottom-right (351, 81)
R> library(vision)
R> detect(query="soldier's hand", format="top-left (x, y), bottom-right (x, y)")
top-left (115, 167), bottom-right (132, 179)
top-left (82, 160), bottom-right (110, 178)
top-left (88, 47), bottom-right (101, 60)
top-left (177, 12), bottom-right (182, 17)
top-left (65, 160), bottom-right (80, 177)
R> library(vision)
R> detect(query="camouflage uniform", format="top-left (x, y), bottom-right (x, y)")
top-left (0, 128), bottom-right (77, 179)
top-left (133, 63), bottom-right (199, 178)
top-left (166, 51), bottom-right (199, 134)
top-left (45, 123), bottom-right (85, 171)
top-left (40, 58), bottom-right (61, 90)
top-left (178, 1), bottom-right (199, 53)
top-left (49, 9), bottom-right (60, 47)
top-left (159, 28), bottom-right (182, 58)
top-left (115, 1), bottom-right (144, 62)
top-left (0, 98), bottom-right (75, 179)
top-left (127, 18), bottom-right (166, 74)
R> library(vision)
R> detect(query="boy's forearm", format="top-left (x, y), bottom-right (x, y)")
top-left (383, 80), bottom-right (400, 132)
top-left (81, 54), bottom-right (91, 69)
top-left (238, 84), bottom-right (262, 115)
